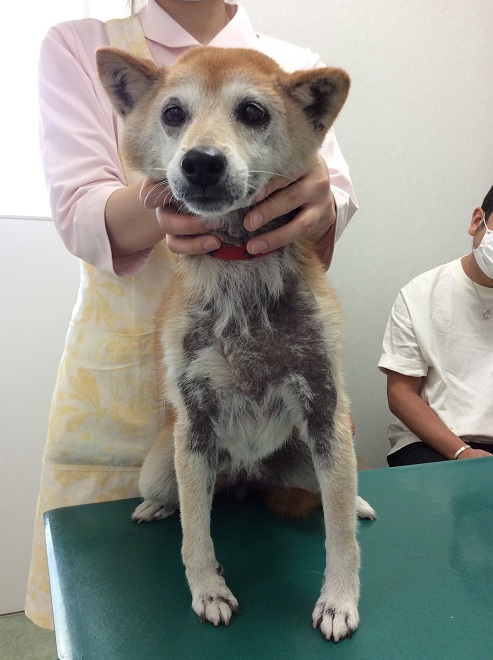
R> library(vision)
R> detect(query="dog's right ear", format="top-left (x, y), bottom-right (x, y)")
top-left (96, 47), bottom-right (162, 117)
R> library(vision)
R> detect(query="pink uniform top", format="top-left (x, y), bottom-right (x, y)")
top-left (38, 1), bottom-right (357, 276)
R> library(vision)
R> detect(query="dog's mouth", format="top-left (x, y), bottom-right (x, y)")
top-left (167, 148), bottom-right (257, 218)
top-left (173, 184), bottom-right (250, 218)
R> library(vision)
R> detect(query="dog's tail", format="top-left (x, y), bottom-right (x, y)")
top-left (265, 488), bottom-right (321, 520)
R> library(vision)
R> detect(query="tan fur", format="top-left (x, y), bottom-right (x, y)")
top-left (97, 47), bottom-right (350, 211)
top-left (266, 487), bottom-right (322, 520)
top-left (97, 45), bottom-right (375, 641)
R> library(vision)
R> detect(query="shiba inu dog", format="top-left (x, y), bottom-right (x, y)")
top-left (97, 45), bottom-right (375, 642)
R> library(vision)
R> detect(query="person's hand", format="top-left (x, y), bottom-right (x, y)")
top-left (243, 153), bottom-right (336, 255)
top-left (139, 178), bottom-right (221, 255)
top-left (140, 154), bottom-right (336, 257)
top-left (457, 447), bottom-right (493, 459)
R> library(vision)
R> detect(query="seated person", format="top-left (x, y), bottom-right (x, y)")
top-left (378, 186), bottom-right (493, 466)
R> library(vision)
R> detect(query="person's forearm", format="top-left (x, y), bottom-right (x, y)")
top-left (314, 199), bottom-right (337, 270)
top-left (388, 386), bottom-right (466, 460)
top-left (105, 181), bottom-right (166, 258)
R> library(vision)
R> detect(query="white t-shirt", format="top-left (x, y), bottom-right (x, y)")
top-left (378, 258), bottom-right (493, 455)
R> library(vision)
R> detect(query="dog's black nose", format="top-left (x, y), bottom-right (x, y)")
top-left (180, 148), bottom-right (226, 189)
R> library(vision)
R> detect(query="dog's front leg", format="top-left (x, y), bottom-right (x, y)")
top-left (306, 411), bottom-right (361, 642)
top-left (174, 422), bottom-right (239, 626)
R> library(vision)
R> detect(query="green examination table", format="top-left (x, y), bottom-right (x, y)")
top-left (45, 459), bottom-right (493, 659)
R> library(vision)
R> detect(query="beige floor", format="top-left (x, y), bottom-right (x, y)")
top-left (0, 613), bottom-right (56, 660)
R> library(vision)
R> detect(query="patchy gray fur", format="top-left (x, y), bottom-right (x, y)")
top-left (178, 254), bottom-right (337, 476)
top-left (97, 45), bottom-right (375, 640)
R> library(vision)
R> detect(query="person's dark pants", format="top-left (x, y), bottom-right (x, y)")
top-left (388, 441), bottom-right (493, 467)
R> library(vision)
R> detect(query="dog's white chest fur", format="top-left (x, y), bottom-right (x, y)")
top-left (163, 252), bottom-right (328, 473)
top-left (215, 385), bottom-right (301, 474)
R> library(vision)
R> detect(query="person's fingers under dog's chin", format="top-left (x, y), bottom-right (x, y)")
top-left (166, 235), bottom-right (221, 256)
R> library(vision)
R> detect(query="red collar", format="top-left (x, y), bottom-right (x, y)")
top-left (209, 244), bottom-right (273, 261)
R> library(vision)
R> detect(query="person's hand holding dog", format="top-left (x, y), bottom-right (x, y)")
top-left (140, 153), bottom-right (337, 267)
top-left (244, 153), bottom-right (336, 261)
top-left (139, 179), bottom-right (222, 256)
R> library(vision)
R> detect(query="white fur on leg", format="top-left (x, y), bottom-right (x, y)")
top-left (132, 426), bottom-right (179, 522)
top-left (190, 571), bottom-right (240, 626)
top-left (176, 444), bottom-right (241, 626)
top-left (311, 527), bottom-right (360, 642)
top-left (309, 423), bottom-right (361, 641)
top-left (311, 520), bottom-right (360, 642)
top-left (132, 499), bottom-right (178, 522)
top-left (356, 495), bottom-right (376, 520)
top-left (312, 593), bottom-right (359, 642)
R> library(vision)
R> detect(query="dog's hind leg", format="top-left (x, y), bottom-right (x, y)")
top-left (174, 418), bottom-right (240, 626)
top-left (356, 495), bottom-right (376, 520)
top-left (262, 436), bottom-right (376, 521)
top-left (260, 434), bottom-right (321, 519)
top-left (132, 420), bottom-right (179, 522)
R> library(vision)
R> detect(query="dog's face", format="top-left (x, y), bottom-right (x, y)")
top-left (97, 47), bottom-right (350, 218)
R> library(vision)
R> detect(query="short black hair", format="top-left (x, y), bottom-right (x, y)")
top-left (482, 186), bottom-right (493, 220)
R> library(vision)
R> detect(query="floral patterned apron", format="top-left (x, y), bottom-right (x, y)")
top-left (25, 16), bottom-right (173, 628)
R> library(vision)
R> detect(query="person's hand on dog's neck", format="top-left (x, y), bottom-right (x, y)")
top-left (155, 0), bottom-right (234, 45)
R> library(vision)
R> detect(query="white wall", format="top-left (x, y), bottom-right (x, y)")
top-left (0, 219), bottom-right (79, 613)
top-left (1, 0), bottom-right (492, 614)
top-left (244, 0), bottom-right (493, 467)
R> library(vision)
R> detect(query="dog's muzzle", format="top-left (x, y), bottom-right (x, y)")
top-left (176, 147), bottom-right (244, 214)
top-left (180, 148), bottom-right (227, 191)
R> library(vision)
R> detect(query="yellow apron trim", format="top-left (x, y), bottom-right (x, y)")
top-left (26, 16), bottom-right (166, 630)
top-left (42, 461), bottom-right (141, 473)
top-left (106, 15), bottom-right (153, 60)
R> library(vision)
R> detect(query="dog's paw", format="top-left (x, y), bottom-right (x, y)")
top-left (312, 597), bottom-right (359, 642)
top-left (356, 495), bottom-right (376, 520)
top-left (131, 499), bottom-right (177, 523)
top-left (191, 580), bottom-right (240, 626)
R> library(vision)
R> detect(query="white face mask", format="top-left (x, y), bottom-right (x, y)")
top-left (472, 214), bottom-right (493, 279)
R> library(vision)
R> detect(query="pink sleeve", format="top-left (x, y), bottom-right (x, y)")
top-left (38, 21), bottom-right (151, 276)
top-left (255, 36), bottom-right (358, 245)
top-left (320, 129), bottom-right (358, 244)
top-left (304, 50), bottom-right (359, 245)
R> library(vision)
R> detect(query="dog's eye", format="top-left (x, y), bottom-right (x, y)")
top-left (162, 105), bottom-right (187, 126)
top-left (236, 102), bottom-right (269, 127)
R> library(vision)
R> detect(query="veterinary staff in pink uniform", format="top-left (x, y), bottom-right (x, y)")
top-left (27, 0), bottom-right (358, 628)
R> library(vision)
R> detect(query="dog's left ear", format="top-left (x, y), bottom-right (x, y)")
top-left (284, 68), bottom-right (350, 133)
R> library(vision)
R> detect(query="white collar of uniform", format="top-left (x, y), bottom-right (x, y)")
top-left (138, 1), bottom-right (259, 49)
